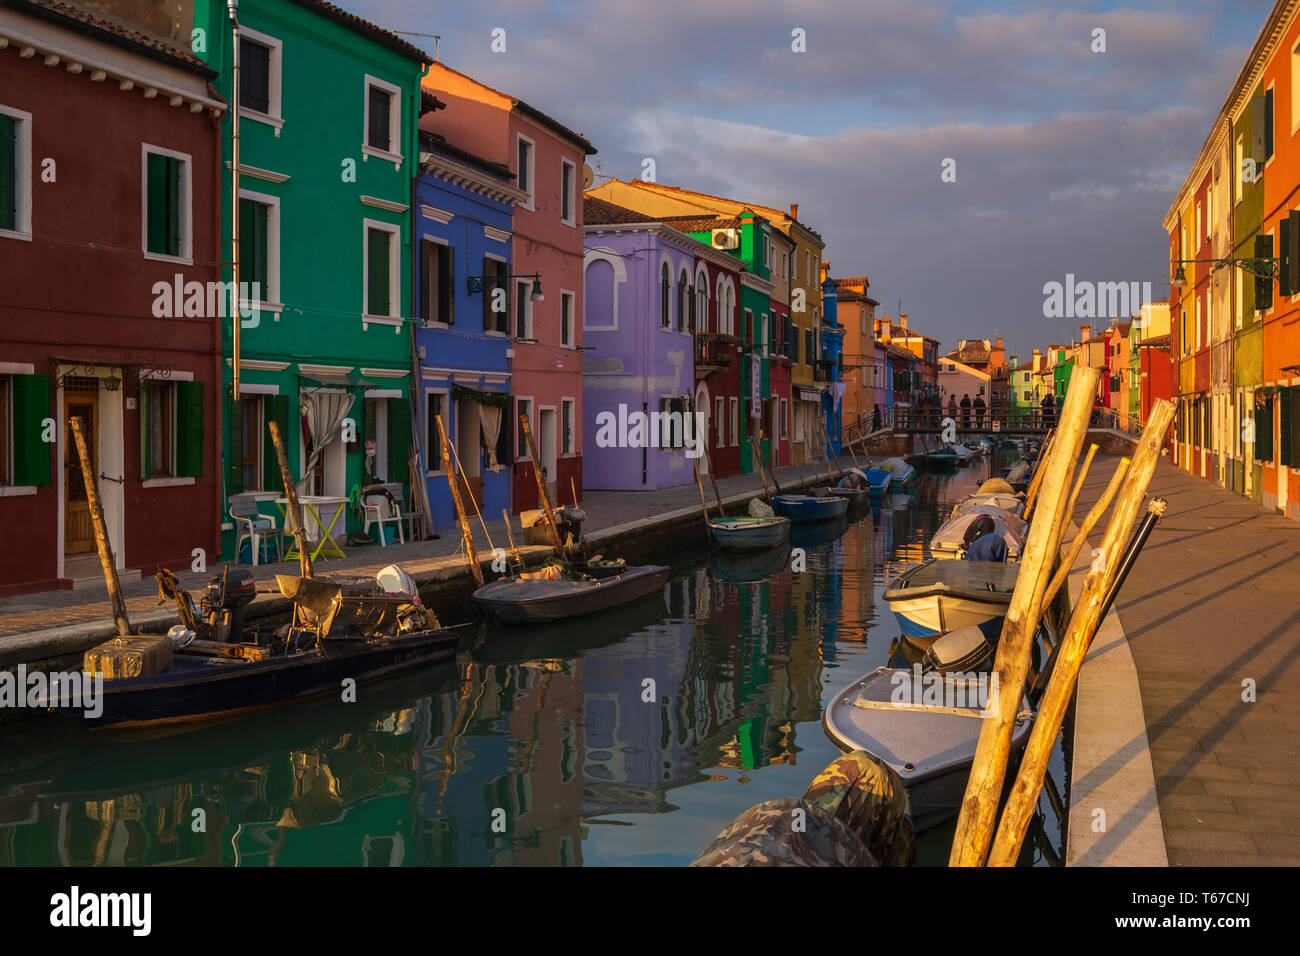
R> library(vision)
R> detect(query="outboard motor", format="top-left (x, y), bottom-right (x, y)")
top-left (554, 507), bottom-right (588, 557)
top-left (201, 567), bottom-right (257, 642)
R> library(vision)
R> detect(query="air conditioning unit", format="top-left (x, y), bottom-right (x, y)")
top-left (711, 228), bottom-right (739, 250)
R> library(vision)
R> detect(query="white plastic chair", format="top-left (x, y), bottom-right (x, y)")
top-left (231, 494), bottom-right (282, 565)
top-left (363, 491), bottom-right (406, 546)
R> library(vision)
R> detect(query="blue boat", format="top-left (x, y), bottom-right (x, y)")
top-left (771, 494), bottom-right (849, 523)
top-left (866, 457), bottom-right (915, 492)
top-left (708, 515), bottom-right (791, 552)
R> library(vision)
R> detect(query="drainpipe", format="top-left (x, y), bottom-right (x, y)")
top-left (209, 75), bottom-right (228, 558)
top-left (228, 0), bottom-right (241, 400)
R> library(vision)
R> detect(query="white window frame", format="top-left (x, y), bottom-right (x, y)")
top-left (143, 379), bottom-right (179, 479)
top-left (729, 397), bottom-right (739, 446)
top-left (695, 267), bottom-right (709, 333)
top-left (424, 387), bottom-right (450, 476)
top-left (238, 26), bottom-right (284, 133)
top-left (0, 104), bottom-right (32, 242)
top-left (515, 278), bottom-right (534, 340)
top-left (516, 396), bottom-right (534, 460)
top-left (516, 133), bottom-right (536, 211)
top-left (239, 187), bottom-right (282, 314)
top-left (141, 143), bottom-right (193, 265)
top-left (560, 289), bottom-right (576, 347)
top-left (560, 158), bottom-right (576, 226)
top-left (560, 396), bottom-right (576, 455)
top-left (362, 217), bottom-right (401, 328)
top-left (420, 233), bottom-right (452, 328)
top-left (362, 74), bottom-right (403, 168)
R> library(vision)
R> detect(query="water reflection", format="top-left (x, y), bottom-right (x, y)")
top-left (0, 452), bottom-right (1063, 866)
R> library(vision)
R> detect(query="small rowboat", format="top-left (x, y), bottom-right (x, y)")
top-left (472, 563), bottom-right (669, 624)
top-left (951, 478), bottom-right (1025, 519)
top-left (708, 515), bottom-right (791, 552)
top-left (771, 494), bottom-right (850, 523)
top-left (823, 665), bottom-right (1035, 830)
top-left (826, 472), bottom-right (872, 507)
top-left (867, 457), bottom-right (915, 491)
top-left (884, 557), bottom-right (1020, 641)
top-left (930, 506), bottom-right (1026, 560)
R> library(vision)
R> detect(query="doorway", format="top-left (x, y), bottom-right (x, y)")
top-left (457, 398), bottom-right (483, 511)
top-left (63, 377), bottom-right (99, 555)
top-left (539, 407), bottom-right (558, 503)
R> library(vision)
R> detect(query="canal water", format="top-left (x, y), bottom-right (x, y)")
top-left (0, 452), bottom-right (1066, 866)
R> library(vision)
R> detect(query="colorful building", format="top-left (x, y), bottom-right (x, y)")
top-left (411, 127), bottom-right (526, 530)
top-left (193, 0), bottom-right (430, 555)
top-left (818, 276), bottom-right (846, 454)
top-left (0, 0), bottom-right (224, 594)
top-left (422, 62), bottom-right (596, 511)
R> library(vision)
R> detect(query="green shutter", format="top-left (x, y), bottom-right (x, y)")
top-left (0, 113), bottom-right (15, 232)
top-left (1291, 387), bottom-right (1300, 469)
top-left (1254, 397), bottom-right (1272, 462)
top-left (228, 392), bottom-right (243, 494)
top-left (146, 154), bottom-right (180, 257)
top-left (1255, 234), bottom-right (1274, 312)
top-left (1280, 391), bottom-right (1291, 468)
top-left (140, 383), bottom-right (152, 479)
top-left (367, 229), bottom-right (391, 315)
top-left (263, 394), bottom-right (289, 493)
top-left (11, 374), bottom-right (51, 486)
top-left (176, 380), bottom-right (204, 477)
top-left (387, 396), bottom-right (410, 486)
top-left (239, 199), bottom-right (268, 294)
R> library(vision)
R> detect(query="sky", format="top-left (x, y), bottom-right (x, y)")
top-left (348, 0), bottom-right (1272, 359)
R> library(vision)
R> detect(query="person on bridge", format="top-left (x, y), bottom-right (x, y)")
top-left (947, 394), bottom-right (958, 425)
top-left (973, 393), bottom-right (986, 429)
top-left (1041, 392), bottom-right (1055, 427)
top-left (871, 404), bottom-right (881, 432)
top-left (959, 393), bottom-right (971, 429)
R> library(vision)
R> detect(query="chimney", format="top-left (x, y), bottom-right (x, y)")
top-left (900, 313), bottom-right (908, 331)
top-left (789, 203), bottom-right (798, 220)
top-left (1080, 324), bottom-right (1091, 342)
top-left (820, 260), bottom-right (830, 283)
top-left (995, 336), bottom-right (1003, 350)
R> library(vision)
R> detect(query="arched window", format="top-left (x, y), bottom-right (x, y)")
top-left (677, 268), bottom-right (689, 333)
top-left (661, 263), bottom-right (670, 329)
top-left (695, 270), bottom-right (709, 334)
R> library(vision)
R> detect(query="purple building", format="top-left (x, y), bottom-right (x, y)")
top-left (582, 197), bottom-right (729, 490)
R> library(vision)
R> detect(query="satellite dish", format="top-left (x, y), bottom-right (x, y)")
top-left (582, 163), bottom-right (595, 188)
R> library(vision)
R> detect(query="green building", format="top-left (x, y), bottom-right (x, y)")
top-left (193, 0), bottom-right (430, 557)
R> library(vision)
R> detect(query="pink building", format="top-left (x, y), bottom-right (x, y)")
top-left (422, 63), bottom-right (596, 511)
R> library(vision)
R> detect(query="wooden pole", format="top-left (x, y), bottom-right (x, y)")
top-left (1022, 427), bottom-right (1056, 521)
top-left (520, 414), bottom-right (564, 559)
top-left (501, 508), bottom-right (524, 572)
top-left (822, 422), bottom-right (844, 477)
top-left (1053, 443), bottom-right (1097, 556)
top-left (749, 434), bottom-right (783, 495)
top-left (692, 456), bottom-right (713, 545)
top-left (844, 430), bottom-right (864, 472)
top-left (819, 422), bottom-right (839, 486)
top-left (1041, 456), bottom-right (1130, 610)
top-left (268, 418), bottom-right (312, 580)
top-left (436, 415), bottom-right (483, 587)
top-left (70, 416), bottom-right (132, 637)
top-left (948, 366), bottom-right (1099, 867)
top-left (703, 445), bottom-right (726, 516)
top-left (987, 399), bottom-right (1175, 865)
top-left (749, 437), bottom-right (774, 504)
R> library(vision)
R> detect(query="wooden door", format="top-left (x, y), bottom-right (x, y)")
top-left (64, 378), bottom-right (99, 554)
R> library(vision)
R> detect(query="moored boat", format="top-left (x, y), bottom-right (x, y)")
top-left (930, 506), bottom-right (1026, 560)
top-left (709, 515), bottom-right (791, 552)
top-left (884, 557), bottom-right (1019, 640)
top-left (868, 457), bottom-right (916, 490)
top-left (951, 478), bottom-right (1026, 519)
top-left (472, 562), bottom-right (670, 623)
top-left (822, 665), bottom-right (1034, 830)
top-left (771, 494), bottom-right (850, 523)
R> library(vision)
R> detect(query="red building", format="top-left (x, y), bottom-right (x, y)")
top-left (0, 1), bottom-right (223, 594)
top-left (694, 250), bottom-right (743, 479)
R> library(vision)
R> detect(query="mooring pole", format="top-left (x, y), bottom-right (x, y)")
top-left (70, 416), bottom-right (131, 637)
top-left (268, 419), bottom-right (312, 579)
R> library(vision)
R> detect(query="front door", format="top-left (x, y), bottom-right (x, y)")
top-left (539, 408), bottom-right (557, 503)
top-left (64, 377), bottom-right (99, 555)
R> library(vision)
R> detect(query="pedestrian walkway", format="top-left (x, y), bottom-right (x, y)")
top-left (1074, 459), bottom-right (1300, 865)
top-left (0, 458), bottom-right (848, 644)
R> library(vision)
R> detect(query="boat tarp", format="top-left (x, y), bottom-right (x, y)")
top-left (886, 559), bottom-right (1020, 596)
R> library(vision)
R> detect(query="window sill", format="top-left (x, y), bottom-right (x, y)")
top-left (143, 477), bottom-right (195, 488)
top-left (485, 330), bottom-right (509, 338)
top-left (240, 107), bottom-right (284, 135)
top-left (0, 228), bottom-right (32, 242)
top-left (363, 314), bottom-right (403, 332)
top-left (144, 251), bottom-right (194, 266)
top-left (0, 485), bottom-right (37, 497)
top-left (362, 145), bottom-right (404, 169)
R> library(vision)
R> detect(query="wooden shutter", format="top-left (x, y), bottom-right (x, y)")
top-left (240, 199), bottom-right (268, 293)
top-left (1266, 88), bottom-right (1275, 159)
top-left (262, 393), bottom-right (289, 492)
top-left (1281, 217), bottom-right (1291, 298)
top-left (439, 243), bottom-right (454, 324)
top-left (139, 382), bottom-right (153, 479)
top-left (496, 400), bottom-right (513, 466)
top-left (387, 396), bottom-right (410, 485)
top-left (240, 39), bottom-right (270, 113)
top-left (420, 240), bottom-right (435, 322)
top-left (176, 380), bottom-right (204, 477)
top-left (1291, 387), bottom-right (1300, 469)
top-left (146, 153), bottom-right (168, 255)
top-left (227, 392), bottom-right (243, 494)
top-left (0, 113), bottom-right (15, 232)
top-left (368, 86), bottom-right (391, 152)
top-left (1290, 211), bottom-right (1300, 296)
top-left (1280, 390), bottom-right (1291, 467)
top-left (1255, 234), bottom-right (1273, 311)
top-left (11, 374), bottom-right (50, 486)
top-left (1250, 95), bottom-right (1267, 164)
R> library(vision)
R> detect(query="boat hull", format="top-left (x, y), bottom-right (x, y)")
top-left (771, 495), bottom-right (850, 523)
top-left (472, 564), bottom-right (670, 623)
top-left (708, 517), bottom-right (791, 552)
top-left (49, 629), bottom-right (461, 730)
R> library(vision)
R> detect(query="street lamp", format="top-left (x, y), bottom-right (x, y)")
top-left (467, 272), bottom-right (544, 302)
top-left (1171, 255), bottom-right (1279, 288)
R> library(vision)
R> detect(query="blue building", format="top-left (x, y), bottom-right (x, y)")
top-left (818, 277), bottom-right (846, 455)
top-left (413, 129), bottom-right (526, 531)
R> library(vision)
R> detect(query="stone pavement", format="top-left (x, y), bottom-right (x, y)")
top-left (1073, 458), bottom-right (1300, 866)
top-left (0, 457), bottom-right (850, 645)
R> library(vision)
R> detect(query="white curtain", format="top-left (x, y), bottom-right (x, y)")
top-left (479, 403), bottom-right (503, 471)
top-left (298, 389), bottom-right (356, 492)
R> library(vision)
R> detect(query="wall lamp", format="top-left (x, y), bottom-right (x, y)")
top-left (1171, 256), bottom-right (1279, 287)
top-left (467, 272), bottom-right (544, 302)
